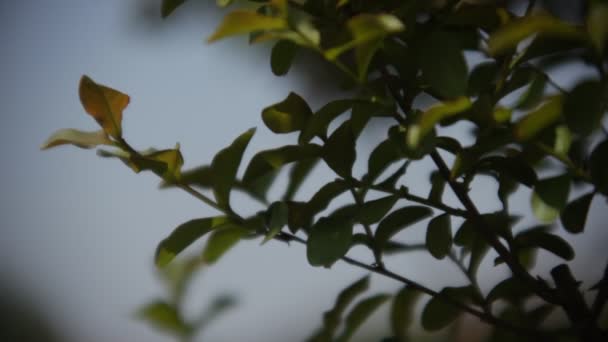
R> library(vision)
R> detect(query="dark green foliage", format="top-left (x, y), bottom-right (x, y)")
top-left (44, 1), bottom-right (608, 340)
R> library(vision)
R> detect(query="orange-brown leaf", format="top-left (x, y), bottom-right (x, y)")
top-left (79, 75), bottom-right (129, 138)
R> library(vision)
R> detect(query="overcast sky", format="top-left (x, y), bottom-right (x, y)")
top-left (1, 1), bottom-right (607, 341)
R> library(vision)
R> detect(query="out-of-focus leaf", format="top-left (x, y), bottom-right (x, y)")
top-left (421, 286), bottom-right (472, 331)
top-left (202, 224), bottom-right (249, 264)
top-left (467, 61), bottom-right (498, 96)
top-left (161, 0), bottom-right (186, 18)
top-left (309, 276), bottom-right (369, 341)
top-left (553, 125), bottom-right (572, 156)
top-left (354, 39), bottom-right (382, 82)
top-left (515, 228), bottom-right (574, 260)
top-left (407, 97), bottom-right (472, 149)
top-left (79, 75), bottom-right (129, 138)
top-left (486, 277), bottom-right (532, 304)
top-left (375, 162), bottom-right (409, 190)
top-left (563, 80), bottom-right (604, 135)
top-left (307, 179), bottom-right (350, 215)
top-left (366, 139), bottom-right (402, 183)
top-left (137, 300), bottom-right (189, 335)
top-left (262, 92), bottom-right (312, 133)
top-left (211, 128), bottom-right (255, 208)
top-left (419, 31), bottom-right (469, 99)
top-left (216, 0), bottom-right (233, 8)
top-left (155, 216), bottom-right (229, 267)
top-left (299, 99), bottom-right (354, 143)
top-left (531, 174), bottom-right (570, 223)
top-left (355, 195), bottom-right (398, 225)
top-left (242, 144), bottom-right (321, 185)
top-left (325, 14), bottom-right (405, 60)
top-left (262, 201), bottom-right (288, 244)
top-left (322, 121), bottom-right (356, 178)
top-left (513, 96), bottom-right (563, 141)
top-left (426, 214), bottom-right (452, 260)
top-left (307, 216), bottom-right (353, 267)
top-left (270, 40), bottom-right (298, 76)
top-left (375, 206), bottom-right (433, 248)
top-left (590, 140), bottom-right (608, 194)
top-left (428, 171), bottom-right (446, 202)
top-left (283, 158), bottom-right (318, 200)
top-left (587, 3), bottom-right (608, 54)
top-left (336, 294), bottom-right (390, 342)
top-left (207, 10), bottom-right (286, 42)
top-left (515, 72), bottom-right (546, 110)
top-left (41, 129), bottom-right (111, 150)
top-left (145, 146), bottom-right (184, 181)
top-left (487, 13), bottom-right (584, 56)
top-left (391, 287), bottom-right (421, 339)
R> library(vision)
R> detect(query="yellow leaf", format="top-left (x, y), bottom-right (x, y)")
top-left (79, 75), bottom-right (129, 138)
top-left (41, 129), bottom-right (111, 150)
top-left (513, 96), bottom-right (563, 141)
top-left (207, 11), bottom-right (286, 43)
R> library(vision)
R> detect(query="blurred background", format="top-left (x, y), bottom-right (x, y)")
top-left (0, 0), bottom-right (606, 341)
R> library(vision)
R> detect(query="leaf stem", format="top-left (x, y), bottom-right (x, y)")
top-left (348, 187), bottom-right (385, 268)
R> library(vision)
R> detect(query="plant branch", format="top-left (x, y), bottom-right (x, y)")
top-left (348, 187), bottom-right (385, 268)
top-left (448, 252), bottom-right (490, 314)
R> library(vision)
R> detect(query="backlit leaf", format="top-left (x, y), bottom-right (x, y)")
top-left (211, 128), bottom-right (255, 208)
top-left (336, 294), bottom-right (390, 342)
top-left (207, 10), bottom-right (286, 43)
top-left (79, 75), bottom-right (129, 138)
top-left (426, 214), bottom-right (452, 260)
top-left (531, 174), bottom-right (570, 223)
top-left (155, 216), bottom-right (229, 267)
top-left (41, 129), bottom-right (111, 150)
top-left (202, 224), bottom-right (249, 264)
top-left (513, 96), bottom-right (563, 141)
top-left (307, 216), bottom-right (353, 267)
top-left (375, 206), bottom-right (433, 249)
top-left (262, 92), bottom-right (312, 133)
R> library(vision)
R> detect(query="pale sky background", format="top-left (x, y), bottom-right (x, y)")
top-left (1, 1), bottom-right (607, 341)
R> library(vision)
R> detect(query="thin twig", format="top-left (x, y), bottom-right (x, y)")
top-left (348, 187), bottom-right (385, 268)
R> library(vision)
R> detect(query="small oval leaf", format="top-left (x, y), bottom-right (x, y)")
top-left (426, 214), bottom-right (452, 260)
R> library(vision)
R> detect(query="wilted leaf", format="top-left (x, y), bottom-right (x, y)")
top-left (531, 174), bottom-right (570, 223)
top-left (207, 10), bottom-right (286, 42)
top-left (202, 224), bottom-right (249, 264)
top-left (262, 92), bottom-right (312, 133)
top-left (375, 206), bottom-right (433, 248)
top-left (307, 216), bottom-right (353, 267)
top-left (426, 214), bottom-right (452, 260)
top-left (322, 121), bottom-right (356, 178)
top-left (79, 75), bottom-right (129, 138)
top-left (391, 287), bottom-right (421, 339)
top-left (211, 128), bottom-right (255, 208)
top-left (271, 40), bottom-right (298, 76)
top-left (41, 129), bottom-right (111, 150)
top-left (336, 294), bottom-right (390, 342)
top-left (155, 216), bottom-right (229, 267)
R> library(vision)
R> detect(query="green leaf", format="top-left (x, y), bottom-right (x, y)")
top-left (325, 14), bottom-right (405, 60)
top-left (513, 96), bottom-right (563, 141)
top-left (41, 129), bottom-right (111, 150)
top-left (376, 162), bottom-right (409, 190)
top-left (587, 3), bottom-right (608, 54)
top-left (515, 72), bottom-right (546, 110)
top-left (262, 92), bottom-right (312, 133)
top-left (391, 287), bottom-right (421, 339)
top-left (375, 206), bottom-right (433, 249)
top-left (322, 121), bottom-right (356, 178)
top-left (307, 216), bottom-right (353, 267)
top-left (563, 80), bottom-right (604, 135)
top-left (309, 276), bottom-right (369, 341)
top-left (428, 171), bottom-right (446, 203)
top-left (155, 216), bottom-right (229, 267)
top-left (207, 10), bottom-right (287, 42)
top-left (590, 140), bottom-right (608, 194)
top-left (211, 128), bottom-right (255, 208)
top-left (355, 195), bottom-right (398, 225)
top-left (283, 158), bottom-right (318, 200)
top-left (270, 40), bottom-right (298, 76)
top-left (262, 201), bottom-right (288, 244)
top-left (419, 31), bottom-right (469, 99)
top-left (407, 97), bottom-right (472, 149)
top-left (137, 300), bottom-right (189, 335)
top-left (336, 294), bottom-right (390, 342)
top-left (202, 224), bottom-right (249, 264)
top-left (79, 75), bottom-right (129, 138)
top-left (531, 174), bottom-right (570, 223)
top-left (560, 192), bottom-right (594, 234)
top-left (366, 139), bottom-right (401, 183)
top-left (467, 61), bottom-right (498, 96)
top-left (299, 100), bottom-right (354, 144)
top-left (486, 277), bottom-right (532, 304)
top-left (161, 0), bottom-right (186, 18)
top-left (487, 13), bottom-right (584, 56)
top-left (515, 229), bottom-right (574, 260)
top-left (216, 0), bottom-right (233, 8)
top-left (553, 125), bottom-right (572, 157)
top-left (242, 144), bottom-right (321, 185)
top-left (307, 180), bottom-right (350, 214)
top-left (426, 214), bottom-right (452, 260)
top-left (421, 287), bottom-right (470, 331)
top-left (145, 146), bottom-right (184, 182)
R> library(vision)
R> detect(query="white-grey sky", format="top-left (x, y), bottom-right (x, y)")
top-left (1, 1), bottom-right (607, 341)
